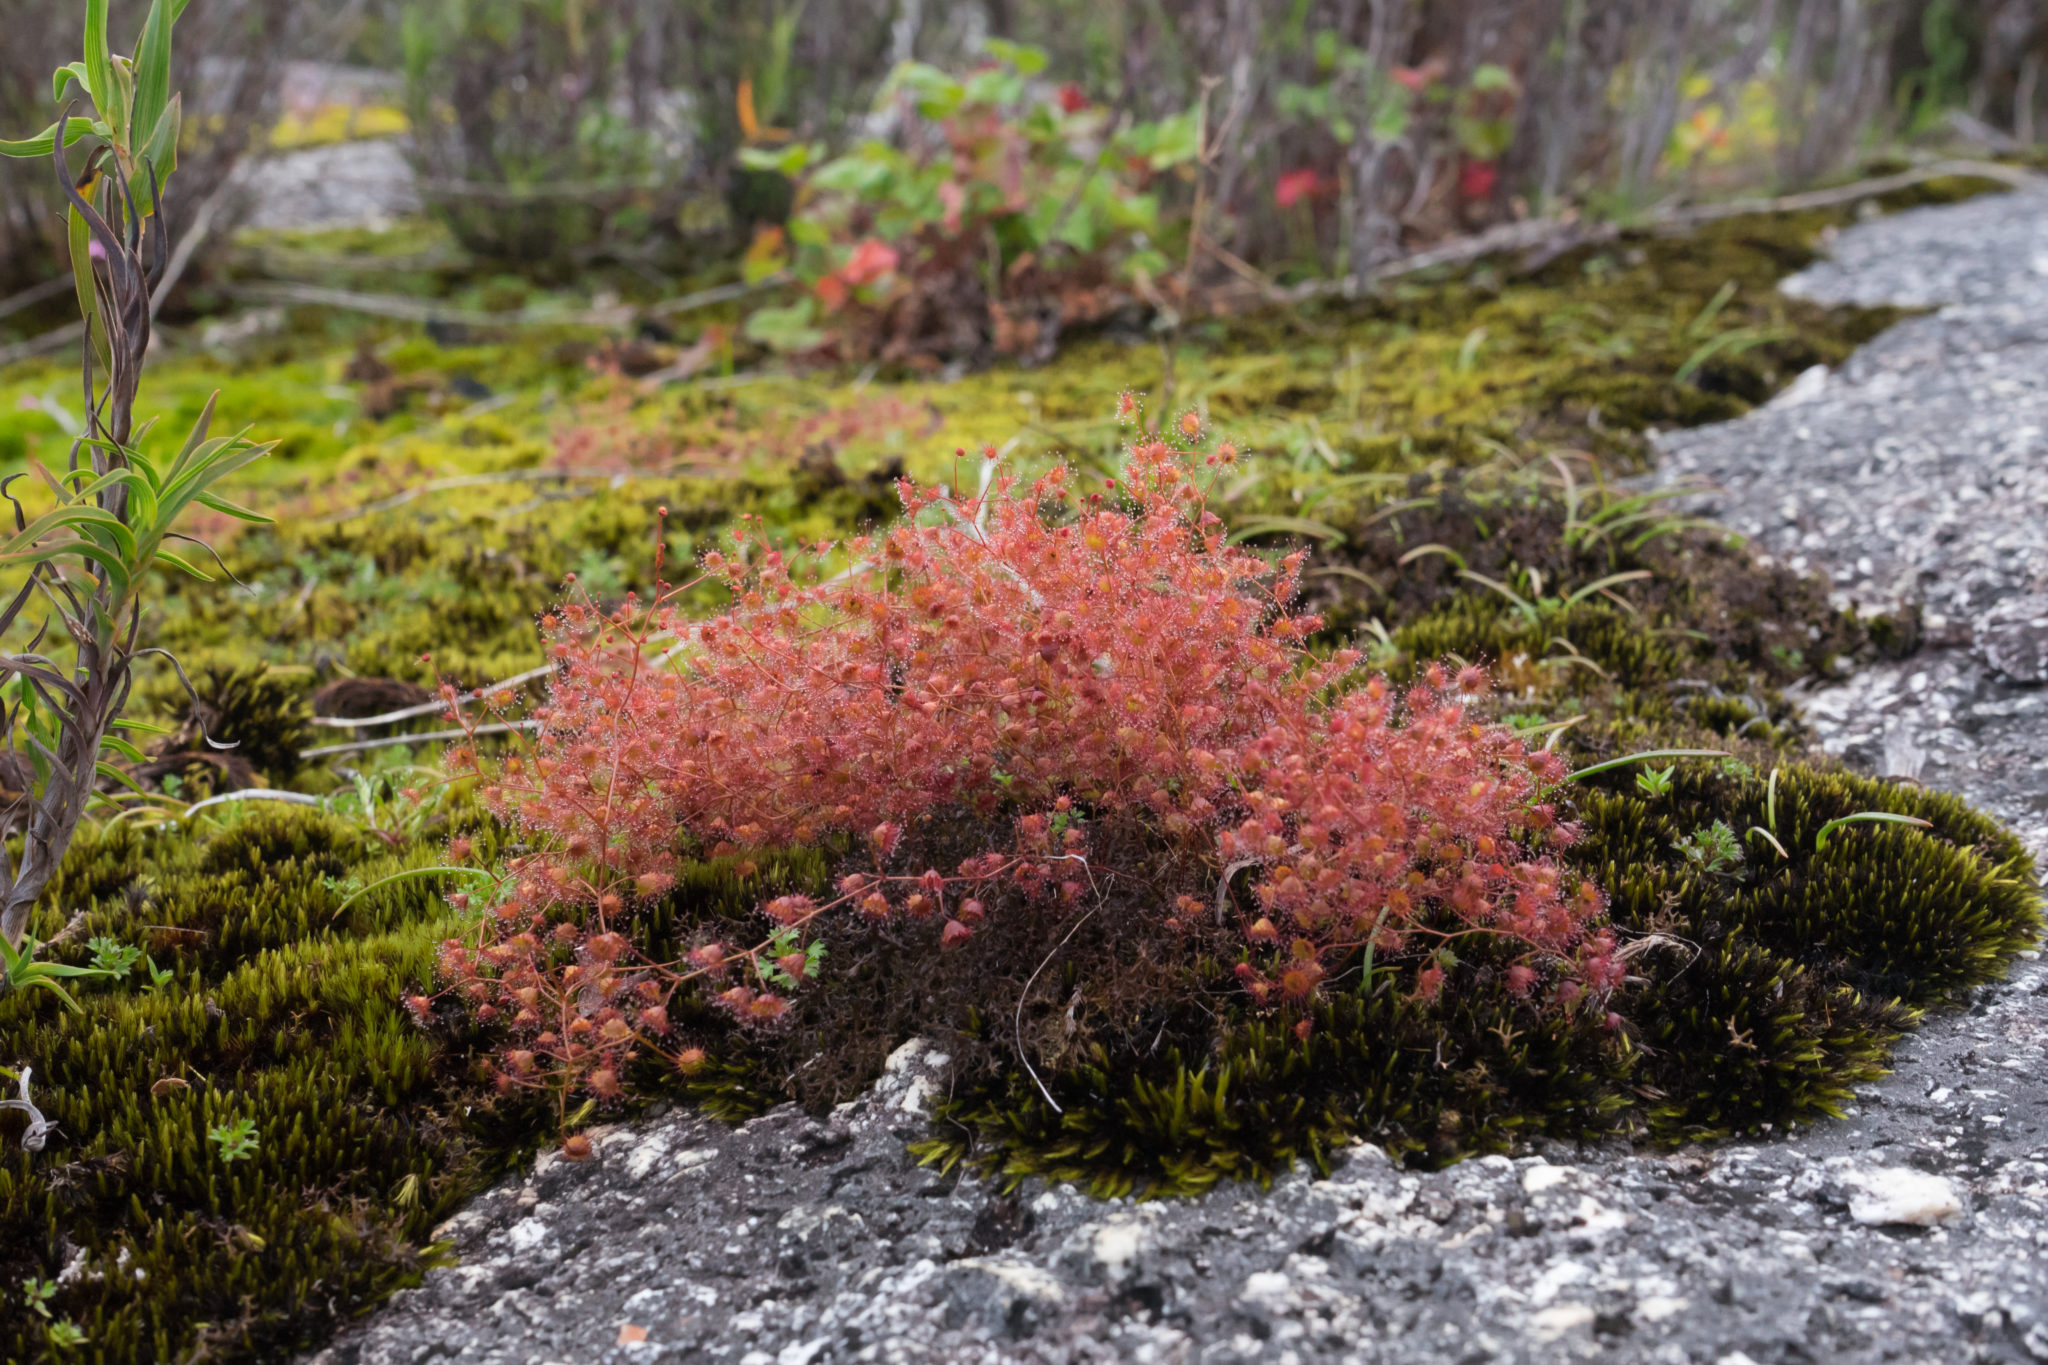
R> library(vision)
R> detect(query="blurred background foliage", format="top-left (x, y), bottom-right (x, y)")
top-left (0, 0), bottom-right (2044, 317)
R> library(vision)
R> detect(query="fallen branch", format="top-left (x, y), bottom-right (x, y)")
top-left (217, 274), bottom-right (783, 334)
top-left (1264, 156), bottom-right (2044, 305)
top-left (309, 662), bottom-right (557, 728)
top-left (1662, 156), bottom-right (2044, 225)
top-left (218, 280), bottom-right (636, 329)
top-left (182, 789), bottom-right (325, 816)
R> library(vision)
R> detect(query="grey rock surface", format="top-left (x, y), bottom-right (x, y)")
top-left (313, 187), bottom-right (2048, 1365)
top-left (1654, 182), bottom-right (2048, 864)
top-left (238, 137), bottom-right (420, 232)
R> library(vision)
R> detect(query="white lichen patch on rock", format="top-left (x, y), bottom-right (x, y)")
top-left (1843, 1167), bottom-right (1964, 1227)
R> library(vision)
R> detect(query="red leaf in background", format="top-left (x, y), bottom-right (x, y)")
top-left (1057, 82), bottom-right (1088, 114)
top-left (1391, 65), bottom-right (1432, 93)
top-left (1274, 168), bottom-right (1326, 209)
top-left (1459, 158), bottom-right (1499, 201)
top-left (840, 238), bottom-right (900, 287)
top-left (813, 273), bottom-right (850, 312)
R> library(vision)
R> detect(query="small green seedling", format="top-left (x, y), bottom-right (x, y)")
top-left (22, 1276), bottom-right (56, 1319)
top-left (1814, 811), bottom-right (1933, 851)
top-left (46, 1321), bottom-right (89, 1349)
top-left (1673, 820), bottom-right (1743, 877)
top-left (86, 936), bottom-right (141, 978)
top-left (140, 954), bottom-right (175, 993)
top-left (208, 1117), bottom-right (259, 1163)
top-left (758, 927), bottom-right (827, 989)
top-left (1635, 765), bottom-right (1675, 798)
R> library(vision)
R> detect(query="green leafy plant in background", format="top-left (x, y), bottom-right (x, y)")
top-left (0, 0), bottom-right (273, 965)
top-left (741, 41), bottom-right (1201, 363)
top-left (206, 1115), bottom-right (260, 1163)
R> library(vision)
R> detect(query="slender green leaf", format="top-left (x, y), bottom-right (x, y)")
top-left (108, 56), bottom-right (135, 145)
top-left (0, 540), bottom-right (133, 595)
top-left (174, 391), bottom-right (219, 467)
top-left (1225, 515), bottom-right (1346, 545)
top-left (53, 62), bottom-right (92, 104)
top-left (131, 0), bottom-right (177, 151)
top-left (97, 760), bottom-right (149, 796)
top-left (134, 93), bottom-right (180, 210)
top-left (85, 0), bottom-right (117, 135)
top-left (1813, 811), bottom-right (1933, 851)
top-left (100, 734), bottom-right (148, 763)
top-left (1567, 749), bottom-right (1731, 782)
top-left (1396, 542), bottom-right (1468, 571)
top-left (1746, 825), bottom-right (1788, 859)
top-left (1560, 569), bottom-right (1653, 609)
top-left (192, 490), bottom-right (274, 525)
top-left (1457, 570), bottom-right (1533, 616)
top-left (0, 116), bottom-right (97, 159)
top-left (2, 502), bottom-right (135, 553)
top-left (68, 202), bottom-right (102, 361)
top-left (152, 548), bottom-right (211, 581)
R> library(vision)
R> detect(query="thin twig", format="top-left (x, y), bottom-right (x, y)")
top-left (182, 789), bottom-right (325, 816)
top-left (1012, 905), bottom-right (1100, 1116)
top-left (1267, 157), bottom-right (2043, 305)
top-left (299, 719), bottom-right (537, 760)
top-left (217, 281), bottom-right (637, 329)
top-left (309, 662), bottom-right (557, 729)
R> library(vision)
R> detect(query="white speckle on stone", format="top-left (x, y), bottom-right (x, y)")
top-left (1637, 1295), bottom-right (1689, 1322)
top-left (621, 1131), bottom-right (670, 1181)
top-left (1529, 1303), bottom-right (1595, 1341)
top-left (1528, 1259), bottom-right (1589, 1306)
top-left (776, 1337), bottom-right (830, 1365)
top-left (1092, 1219), bottom-right (1147, 1279)
top-left (1845, 1168), bottom-right (1963, 1226)
top-left (505, 1218), bottom-right (547, 1252)
top-left (1770, 364), bottom-right (1830, 407)
top-left (1240, 1271), bottom-right (1291, 1303)
top-left (1522, 1164), bottom-right (1571, 1194)
top-left (948, 1258), bottom-right (1068, 1305)
top-left (674, 1147), bottom-right (717, 1175)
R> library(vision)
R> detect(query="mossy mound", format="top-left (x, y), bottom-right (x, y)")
top-left (3, 178), bottom-right (2043, 1362)
top-left (0, 804), bottom-right (517, 1361)
top-left (899, 766), bottom-right (2035, 1193)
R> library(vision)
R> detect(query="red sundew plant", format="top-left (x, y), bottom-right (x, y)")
top-left (437, 407), bottom-right (1610, 1115)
